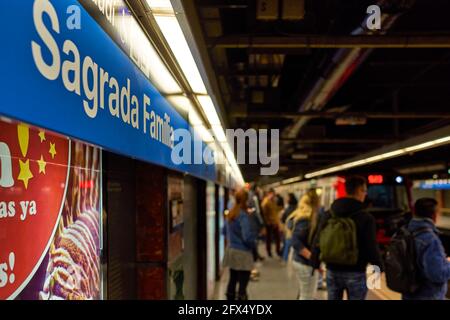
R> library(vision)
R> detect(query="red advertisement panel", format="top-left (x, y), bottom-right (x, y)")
top-left (0, 119), bottom-right (101, 300)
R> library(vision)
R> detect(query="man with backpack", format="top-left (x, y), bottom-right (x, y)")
top-left (318, 176), bottom-right (383, 300)
top-left (394, 198), bottom-right (450, 300)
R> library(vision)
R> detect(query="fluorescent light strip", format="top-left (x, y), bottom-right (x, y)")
top-left (152, 14), bottom-right (207, 94)
top-left (117, 13), bottom-right (181, 94)
top-left (188, 107), bottom-right (214, 143)
top-left (305, 135), bottom-right (450, 179)
top-left (167, 95), bottom-right (192, 114)
top-left (147, 0), bottom-right (172, 10)
top-left (282, 176), bottom-right (302, 185)
top-left (146, 0), bottom-right (244, 185)
top-left (197, 95), bottom-right (222, 125)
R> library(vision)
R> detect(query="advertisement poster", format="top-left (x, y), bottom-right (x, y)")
top-left (0, 118), bottom-right (101, 300)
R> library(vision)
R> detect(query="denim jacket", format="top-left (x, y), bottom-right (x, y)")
top-left (226, 211), bottom-right (258, 252)
top-left (403, 218), bottom-right (450, 300)
top-left (291, 219), bottom-right (312, 266)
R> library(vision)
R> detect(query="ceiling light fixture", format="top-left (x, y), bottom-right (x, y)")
top-left (305, 135), bottom-right (450, 179)
top-left (282, 176), bottom-right (302, 185)
top-left (146, 0), bottom-right (244, 185)
top-left (147, 0), bottom-right (207, 94)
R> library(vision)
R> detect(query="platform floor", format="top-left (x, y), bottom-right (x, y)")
top-left (214, 245), bottom-right (400, 300)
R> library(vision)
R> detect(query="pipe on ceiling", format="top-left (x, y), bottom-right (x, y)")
top-left (284, 1), bottom-right (414, 139)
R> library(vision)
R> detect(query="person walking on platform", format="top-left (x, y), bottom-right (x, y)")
top-left (281, 193), bottom-right (298, 263)
top-left (319, 176), bottom-right (383, 300)
top-left (402, 198), bottom-right (450, 300)
top-left (290, 190), bottom-right (321, 299)
top-left (261, 189), bottom-right (282, 257)
top-left (227, 189), bottom-right (235, 211)
top-left (247, 183), bottom-right (265, 281)
top-left (223, 188), bottom-right (258, 300)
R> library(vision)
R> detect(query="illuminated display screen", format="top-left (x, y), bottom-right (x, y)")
top-left (368, 175), bottom-right (384, 184)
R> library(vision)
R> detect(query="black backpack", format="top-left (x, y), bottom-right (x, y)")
top-left (384, 227), bottom-right (432, 294)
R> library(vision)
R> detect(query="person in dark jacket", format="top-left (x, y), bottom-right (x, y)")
top-left (247, 183), bottom-right (264, 280)
top-left (261, 189), bottom-right (282, 257)
top-left (324, 176), bottom-right (383, 300)
top-left (281, 193), bottom-right (298, 262)
top-left (223, 188), bottom-right (258, 300)
top-left (403, 198), bottom-right (450, 300)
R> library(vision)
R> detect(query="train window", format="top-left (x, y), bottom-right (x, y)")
top-left (367, 185), bottom-right (395, 208)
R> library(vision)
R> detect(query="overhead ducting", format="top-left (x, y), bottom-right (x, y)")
top-left (283, 0), bottom-right (416, 140)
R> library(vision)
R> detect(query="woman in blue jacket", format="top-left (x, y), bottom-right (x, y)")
top-left (223, 188), bottom-right (258, 300)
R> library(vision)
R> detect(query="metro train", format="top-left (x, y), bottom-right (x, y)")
top-left (273, 173), bottom-right (413, 250)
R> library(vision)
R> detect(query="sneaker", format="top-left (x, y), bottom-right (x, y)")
top-left (251, 269), bottom-right (260, 277)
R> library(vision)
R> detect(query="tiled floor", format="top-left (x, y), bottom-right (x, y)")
top-left (215, 256), bottom-right (327, 300)
top-left (214, 245), bottom-right (398, 300)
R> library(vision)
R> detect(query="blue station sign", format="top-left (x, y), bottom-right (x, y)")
top-left (0, 0), bottom-right (216, 181)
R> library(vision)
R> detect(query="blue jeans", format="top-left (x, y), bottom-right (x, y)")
top-left (326, 270), bottom-right (368, 300)
top-left (282, 238), bottom-right (292, 261)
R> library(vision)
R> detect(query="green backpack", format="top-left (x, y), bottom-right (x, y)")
top-left (319, 210), bottom-right (359, 266)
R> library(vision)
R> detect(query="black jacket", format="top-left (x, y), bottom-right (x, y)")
top-left (322, 198), bottom-right (384, 273)
top-left (281, 205), bottom-right (296, 224)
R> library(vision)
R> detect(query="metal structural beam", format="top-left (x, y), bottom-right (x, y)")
top-left (298, 151), bottom-right (360, 156)
top-left (233, 111), bottom-right (450, 119)
top-left (369, 61), bottom-right (450, 67)
top-left (280, 138), bottom-right (393, 144)
top-left (197, 0), bottom-right (248, 8)
top-left (303, 125), bottom-right (450, 178)
top-left (207, 35), bottom-right (450, 48)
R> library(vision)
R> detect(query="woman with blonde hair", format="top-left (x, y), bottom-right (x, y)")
top-left (223, 188), bottom-right (258, 300)
top-left (289, 189), bottom-right (321, 300)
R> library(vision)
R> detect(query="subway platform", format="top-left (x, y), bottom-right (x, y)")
top-left (215, 246), bottom-right (401, 300)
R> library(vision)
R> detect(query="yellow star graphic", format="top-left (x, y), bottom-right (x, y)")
top-left (38, 130), bottom-right (46, 143)
top-left (37, 155), bottom-right (47, 174)
top-left (49, 142), bottom-right (57, 159)
top-left (18, 159), bottom-right (34, 189)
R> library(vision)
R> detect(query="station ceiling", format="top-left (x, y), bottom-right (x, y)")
top-left (180, 0), bottom-right (450, 183)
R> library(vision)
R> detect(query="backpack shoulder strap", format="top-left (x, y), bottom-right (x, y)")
top-left (412, 227), bottom-right (434, 237)
top-left (329, 208), bottom-right (337, 218)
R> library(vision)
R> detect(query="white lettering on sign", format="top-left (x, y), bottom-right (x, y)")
top-left (20, 200), bottom-right (37, 221)
top-left (0, 201), bottom-right (15, 218)
top-left (0, 253), bottom-right (16, 288)
top-left (0, 142), bottom-right (14, 188)
top-left (31, 0), bottom-right (61, 81)
top-left (30, 0), bottom-right (175, 149)
top-left (0, 200), bottom-right (37, 222)
top-left (91, 0), bottom-right (152, 79)
top-left (91, 0), bottom-right (117, 27)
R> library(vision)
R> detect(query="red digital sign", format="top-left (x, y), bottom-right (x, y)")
top-left (368, 175), bottom-right (384, 184)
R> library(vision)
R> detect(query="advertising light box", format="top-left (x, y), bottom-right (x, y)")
top-left (0, 118), bottom-right (102, 300)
